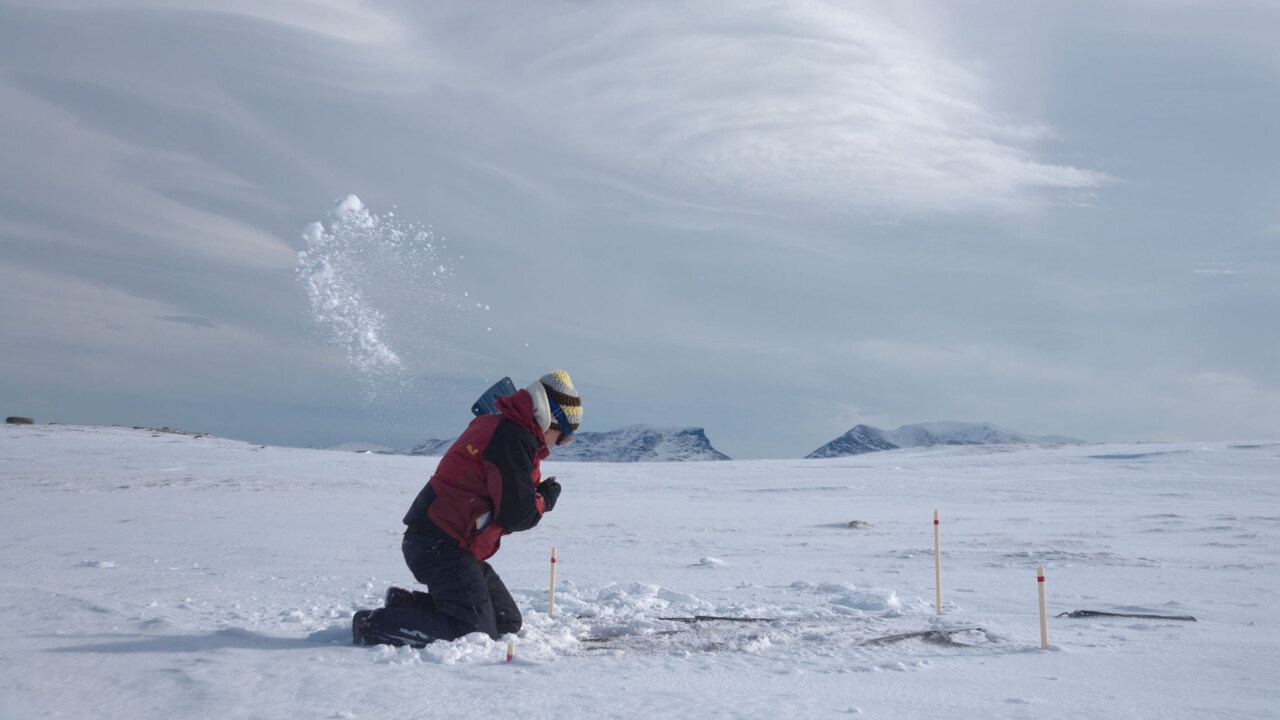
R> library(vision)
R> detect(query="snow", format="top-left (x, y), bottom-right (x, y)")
top-left (324, 442), bottom-right (403, 455)
top-left (295, 196), bottom-right (474, 405)
top-left (3, 424), bottom-right (1278, 719)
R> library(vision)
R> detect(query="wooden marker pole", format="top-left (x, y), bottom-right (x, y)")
top-left (1037, 564), bottom-right (1049, 649)
top-left (506, 639), bottom-right (515, 662)
top-left (548, 546), bottom-right (557, 619)
top-left (933, 510), bottom-right (942, 615)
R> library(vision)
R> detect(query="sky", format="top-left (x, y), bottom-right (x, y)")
top-left (2, 0), bottom-right (1278, 459)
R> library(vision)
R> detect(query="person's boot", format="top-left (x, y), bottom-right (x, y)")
top-left (352, 609), bottom-right (374, 645)
top-left (385, 586), bottom-right (414, 608)
top-left (386, 586), bottom-right (436, 610)
top-left (353, 608), bottom-right (432, 648)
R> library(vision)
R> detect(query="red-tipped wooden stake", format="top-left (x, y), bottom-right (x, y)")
top-left (548, 546), bottom-right (558, 619)
top-left (506, 639), bottom-right (514, 662)
top-left (933, 510), bottom-right (942, 615)
top-left (1037, 564), bottom-right (1049, 649)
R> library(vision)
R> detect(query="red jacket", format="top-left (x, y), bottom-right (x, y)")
top-left (403, 389), bottom-right (550, 560)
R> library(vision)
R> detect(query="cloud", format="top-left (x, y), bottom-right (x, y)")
top-left (3, 0), bottom-right (1273, 456)
top-left (158, 315), bottom-right (217, 328)
top-left (0, 261), bottom-right (336, 403)
top-left (3, 0), bottom-right (409, 47)
top-left (405, 1), bottom-right (1106, 217)
top-left (0, 81), bottom-right (295, 270)
top-left (1193, 264), bottom-right (1239, 276)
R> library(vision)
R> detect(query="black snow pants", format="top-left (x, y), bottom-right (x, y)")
top-left (359, 531), bottom-right (522, 647)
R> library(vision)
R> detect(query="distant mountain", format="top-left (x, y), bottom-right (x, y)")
top-left (325, 441), bottom-right (404, 454)
top-left (554, 425), bottom-right (731, 462)
top-left (407, 425), bottom-right (730, 462)
top-left (409, 438), bottom-right (456, 456)
top-left (807, 421), bottom-right (1083, 459)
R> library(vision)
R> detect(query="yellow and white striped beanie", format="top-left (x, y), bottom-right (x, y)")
top-left (539, 370), bottom-right (582, 433)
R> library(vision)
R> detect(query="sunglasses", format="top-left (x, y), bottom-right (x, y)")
top-left (546, 396), bottom-right (575, 445)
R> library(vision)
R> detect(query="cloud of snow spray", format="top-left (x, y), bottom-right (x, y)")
top-left (297, 195), bottom-right (484, 405)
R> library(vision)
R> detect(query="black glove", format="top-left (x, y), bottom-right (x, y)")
top-left (538, 477), bottom-right (561, 512)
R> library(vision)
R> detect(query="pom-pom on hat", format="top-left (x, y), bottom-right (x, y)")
top-left (539, 370), bottom-right (581, 434)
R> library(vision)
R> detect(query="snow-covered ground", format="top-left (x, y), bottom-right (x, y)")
top-left (2, 424), bottom-right (1277, 719)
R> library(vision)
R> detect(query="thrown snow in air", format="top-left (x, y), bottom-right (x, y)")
top-left (296, 196), bottom-right (484, 403)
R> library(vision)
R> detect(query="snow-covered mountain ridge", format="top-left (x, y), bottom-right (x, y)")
top-left (351, 421), bottom-right (1078, 461)
top-left (549, 424), bottom-right (730, 462)
top-left (408, 425), bottom-right (730, 462)
top-left (808, 421), bottom-right (1083, 459)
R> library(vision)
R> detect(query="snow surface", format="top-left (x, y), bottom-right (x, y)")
top-left (325, 442), bottom-right (403, 455)
top-left (2, 424), bottom-right (1278, 719)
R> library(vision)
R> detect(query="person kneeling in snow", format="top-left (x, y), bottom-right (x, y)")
top-left (352, 371), bottom-right (581, 647)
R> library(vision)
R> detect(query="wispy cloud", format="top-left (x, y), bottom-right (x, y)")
top-left (2, 0), bottom-right (1273, 455)
top-left (408, 1), bottom-right (1106, 217)
top-left (158, 315), bottom-right (216, 328)
top-left (0, 81), bottom-right (294, 269)
top-left (5, 0), bottom-right (409, 46)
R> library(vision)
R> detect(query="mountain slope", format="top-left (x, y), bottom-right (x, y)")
top-left (408, 425), bottom-right (730, 462)
top-left (807, 421), bottom-right (1082, 458)
top-left (549, 425), bottom-right (731, 462)
top-left (408, 438), bottom-right (456, 456)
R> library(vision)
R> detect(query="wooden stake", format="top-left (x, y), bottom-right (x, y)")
top-left (1037, 564), bottom-right (1049, 649)
top-left (506, 639), bottom-right (514, 662)
top-left (548, 546), bottom-right (557, 618)
top-left (933, 510), bottom-right (942, 615)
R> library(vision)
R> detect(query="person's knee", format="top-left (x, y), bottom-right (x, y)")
top-left (491, 591), bottom-right (522, 635)
top-left (433, 590), bottom-right (498, 639)
top-left (482, 563), bottom-right (521, 635)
